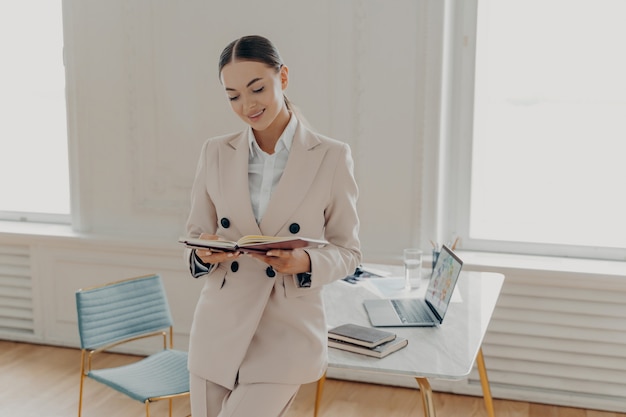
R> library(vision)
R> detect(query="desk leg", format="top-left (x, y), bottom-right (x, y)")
top-left (476, 348), bottom-right (495, 417)
top-left (314, 372), bottom-right (326, 417)
top-left (415, 377), bottom-right (436, 417)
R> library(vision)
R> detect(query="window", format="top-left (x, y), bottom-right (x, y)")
top-left (449, 0), bottom-right (626, 260)
top-left (0, 1), bottom-right (70, 223)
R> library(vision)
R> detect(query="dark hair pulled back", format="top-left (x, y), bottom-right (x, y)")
top-left (219, 35), bottom-right (283, 75)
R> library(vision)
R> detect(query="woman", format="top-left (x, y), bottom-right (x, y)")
top-left (184, 35), bottom-right (361, 417)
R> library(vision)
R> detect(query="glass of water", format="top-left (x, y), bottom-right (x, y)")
top-left (403, 248), bottom-right (423, 291)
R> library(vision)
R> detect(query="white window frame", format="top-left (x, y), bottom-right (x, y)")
top-left (0, 211), bottom-right (70, 225)
top-left (435, 0), bottom-right (626, 261)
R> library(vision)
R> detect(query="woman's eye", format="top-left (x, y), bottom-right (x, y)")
top-left (252, 86), bottom-right (264, 93)
top-left (228, 96), bottom-right (239, 101)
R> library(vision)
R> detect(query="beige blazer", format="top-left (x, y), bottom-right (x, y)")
top-left (185, 121), bottom-right (361, 390)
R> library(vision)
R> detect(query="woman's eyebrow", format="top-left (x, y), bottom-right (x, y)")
top-left (225, 77), bottom-right (263, 92)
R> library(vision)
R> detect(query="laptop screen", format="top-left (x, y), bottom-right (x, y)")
top-left (425, 245), bottom-right (464, 320)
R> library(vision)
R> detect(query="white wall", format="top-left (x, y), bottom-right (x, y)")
top-left (63, 0), bottom-right (429, 259)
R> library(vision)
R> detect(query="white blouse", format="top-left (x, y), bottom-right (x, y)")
top-left (247, 113), bottom-right (297, 223)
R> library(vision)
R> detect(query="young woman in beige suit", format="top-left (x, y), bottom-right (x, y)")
top-left (184, 35), bottom-right (362, 417)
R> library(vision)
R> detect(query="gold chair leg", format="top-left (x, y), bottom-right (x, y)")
top-left (169, 398), bottom-right (173, 417)
top-left (145, 400), bottom-right (151, 417)
top-left (415, 377), bottom-right (437, 417)
top-left (476, 348), bottom-right (495, 417)
top-left (78, 350), bottom-right (86, 417)
top-left (314, 372), bottom-right (327, 417)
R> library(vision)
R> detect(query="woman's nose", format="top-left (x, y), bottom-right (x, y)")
top-left (244, 96), bottom-right (256, 111)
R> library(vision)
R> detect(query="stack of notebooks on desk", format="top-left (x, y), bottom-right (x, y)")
top-left (327, 323), bottom-right (408, 358)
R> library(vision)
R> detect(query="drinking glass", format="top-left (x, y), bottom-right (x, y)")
top-left (403, 248), bottom-right (423, 291)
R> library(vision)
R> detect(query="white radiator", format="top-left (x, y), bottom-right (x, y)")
top-left (463, 270), bottom-right (626, 412)
top-left (0, 244), bottom-right (33, 335)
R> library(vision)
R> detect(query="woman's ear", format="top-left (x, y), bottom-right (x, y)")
top-left (280, 65), bottom-right (289, 90)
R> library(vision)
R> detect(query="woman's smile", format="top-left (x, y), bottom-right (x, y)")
top-left (248, 109), bottom-right (265, 120)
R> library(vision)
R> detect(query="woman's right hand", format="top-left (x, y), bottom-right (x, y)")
top-left (195, 233), bottom-right (241, 264)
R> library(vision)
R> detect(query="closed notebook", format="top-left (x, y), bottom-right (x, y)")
top-left (328, 337), bottom-right (408, 358)
top-left (327, 323), bottom-right (396, 348)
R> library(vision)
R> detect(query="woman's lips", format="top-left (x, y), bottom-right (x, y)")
top-left (248, 109), bottom-right (264, 120)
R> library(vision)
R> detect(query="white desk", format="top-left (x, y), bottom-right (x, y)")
top-left (315, 268), bottom-right (505, 417)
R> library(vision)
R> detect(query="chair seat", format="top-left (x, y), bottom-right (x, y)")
top-left (88, 349), bottom-right (189, 403)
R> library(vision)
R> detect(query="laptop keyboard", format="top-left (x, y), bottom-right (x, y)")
top-left (391, 299), bottom-right (431, 323)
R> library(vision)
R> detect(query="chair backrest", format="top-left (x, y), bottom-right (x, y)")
top-left (75, 274), bottom-right (174, 350)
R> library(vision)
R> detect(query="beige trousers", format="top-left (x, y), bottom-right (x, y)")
top-left (190, 373), bottom-right (300, 417)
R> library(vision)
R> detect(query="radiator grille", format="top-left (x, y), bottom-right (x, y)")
top-left (0, 245), bottom-right (33, 334)
top-left (469, 278), bottom-right (626, 406)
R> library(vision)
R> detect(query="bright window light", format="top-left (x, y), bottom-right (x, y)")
top-left (470, 0), bottom-right (626, 250)
top-left (0, 1), bottom-right (70, 220)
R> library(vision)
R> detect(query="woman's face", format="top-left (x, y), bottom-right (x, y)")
top-left (220, 60), bottom-right (289, 133)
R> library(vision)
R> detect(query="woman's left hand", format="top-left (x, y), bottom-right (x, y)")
top-left (247, 248), bottom-right (311, 274)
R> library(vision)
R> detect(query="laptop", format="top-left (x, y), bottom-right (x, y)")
top-left (363, 244), bottom-right (463, 327)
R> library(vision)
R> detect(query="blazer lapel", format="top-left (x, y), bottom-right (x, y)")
top-left (219, 131), bottom-right (262, 236)
top-left (259, 123), bottom-right (326, 236)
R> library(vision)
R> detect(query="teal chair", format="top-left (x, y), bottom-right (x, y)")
top-left (75, 274), bottom-right (190, 417)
